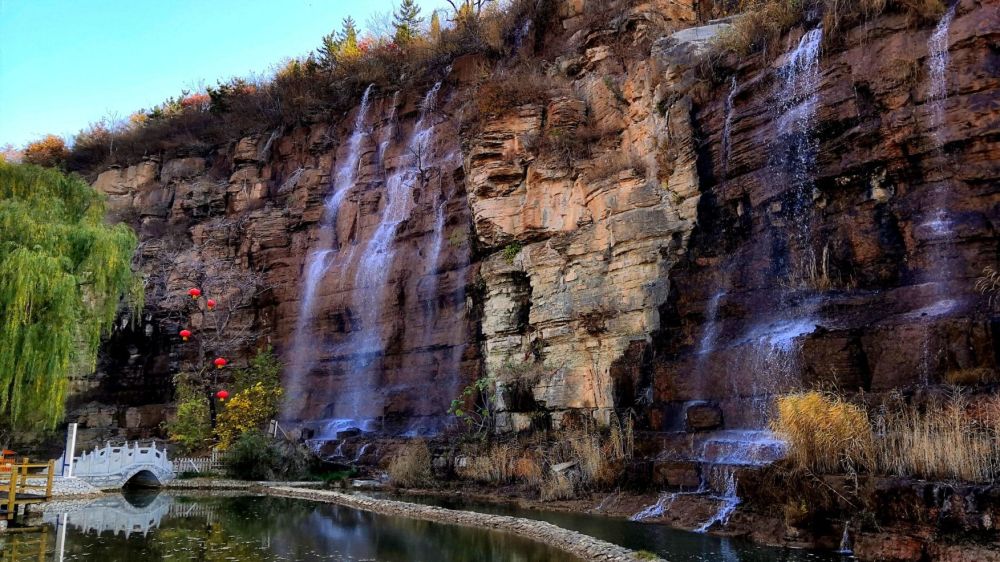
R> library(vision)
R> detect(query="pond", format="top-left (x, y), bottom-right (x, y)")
top-left (374, 492), bottom-right (851, 562)
top-left (12, 491), bottom-right (579, 561)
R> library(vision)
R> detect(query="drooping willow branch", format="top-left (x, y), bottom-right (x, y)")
top-left (0, 162), bottom-right (140, 431)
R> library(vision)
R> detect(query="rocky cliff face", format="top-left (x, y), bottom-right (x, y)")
top-left (79, 0), bottom-right (999, 454)
top-left (650, 0), bottom-right (1000, 430)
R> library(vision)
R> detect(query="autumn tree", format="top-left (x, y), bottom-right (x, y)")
top-left (22, 134), bottom-right (69, 168)
top-left (429, 10), bottom-right (442, 41)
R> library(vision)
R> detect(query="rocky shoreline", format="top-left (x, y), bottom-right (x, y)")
top-left (264, 485), bottom-right (663, 562)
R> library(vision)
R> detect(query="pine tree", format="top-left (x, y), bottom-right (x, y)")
top-left (317, 28), bottom-right (341, 68)
top-left (429, 10), bottom-right (442, 42)
top-left (0, 162), bottom-right (139, 432)
top-left (393, 0), bottom-right (423, 45)
top-left (340, 16), bottom-right (361, 59)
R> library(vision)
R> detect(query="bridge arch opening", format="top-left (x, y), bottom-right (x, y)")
top-left (123, 469), bottom-right (162, 489)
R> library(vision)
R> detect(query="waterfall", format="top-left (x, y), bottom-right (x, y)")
top-left (284, 85), bottom-right (373, 418)
top-left (722, 75), bottom-right (738, 176)
top-left (838, 521), bottom-right (854, 555)
top-left (927, 2), bottom-right (956, 144)
top-left (774, 28), bottom-right (823, 231)
top-left (696, 291), bottom-right (725, 359)
top-left (343, 82), bottom-right (444, 422)
top-left (378, 91), bottom-right (400, 174)
top-left (695, 469), bottom-right (741, 533)
top-left (630, 493), bottom-right (678, 521)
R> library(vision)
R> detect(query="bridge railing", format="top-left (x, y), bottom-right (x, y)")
top-left (0, 459), bottom-right (54, 520)
top-left (72, 441), bottom-right (171, 476)
top-left (173, 449), bottom-right (229, 474)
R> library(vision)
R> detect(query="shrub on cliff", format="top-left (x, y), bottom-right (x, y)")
top-left (775, 390), bottom-right (1000, 482)
top-left (225, 430), bottom-right (311, 481)
top-left (62, 0), bottom-right (554, 176)
top-left (714, 0), bottom-right (947, 56)
top-left (166, 377), bottom-right (213, 455)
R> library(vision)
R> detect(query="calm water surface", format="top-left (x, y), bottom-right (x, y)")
top-left (13, 492), bottom-right (577, 561)
top-left (376, 492), bottom-right (851, 562)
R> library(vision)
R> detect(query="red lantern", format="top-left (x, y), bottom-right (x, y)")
top-left (179, 329), bottom-right (192, 341)
top-left (213, 357), bottom-right (228, 369)
top-left (206, 299), bottom-right (217, 310)
top-left (216, 390), bottom-right (229, 401)
top-left (188, 288), bottom-right (202, 299)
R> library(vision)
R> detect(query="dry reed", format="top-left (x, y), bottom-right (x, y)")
top-left (387, 441), bottom-right (433, 487)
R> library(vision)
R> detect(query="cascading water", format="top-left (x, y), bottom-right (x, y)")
top-left (284, 85), bottom-right (373, 417)
top-left (695, 469), bottom-right (741, 533)
top-left (927, 2), bottom-right (956, 144)
top-left (377, 91), bottom-right (400, 174)
top-left (340, 82), bottom-right (444, 424)
top-left (774, 27), bottom-right (822, 233)
top-left (915, 3), bottom-right (958, 384)
top-left (721, 75), bottom-right (738, 177)
top-left (838, 521), bottom-right (854, 555)
top-left (683, 30), bottom-right (825, 510)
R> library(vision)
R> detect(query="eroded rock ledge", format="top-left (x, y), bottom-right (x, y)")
top-left (264, 486), bottom-right (662, 562)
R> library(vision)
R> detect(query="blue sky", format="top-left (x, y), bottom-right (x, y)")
top-left (0, 0), bottom-right (447, 147)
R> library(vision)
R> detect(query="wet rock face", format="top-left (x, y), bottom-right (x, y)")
top-left (650, 1), bottom-right (1000, 422)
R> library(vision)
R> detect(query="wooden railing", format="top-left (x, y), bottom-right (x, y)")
top-left (0, 459), bottom-right (55, 521)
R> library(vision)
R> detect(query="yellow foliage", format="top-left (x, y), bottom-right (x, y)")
top-left (215, 382), bottom-right (282, 450)
top-left (22, 135), bottom-right (68, 168)
top-left (772, 391), bottom-right (875, 473)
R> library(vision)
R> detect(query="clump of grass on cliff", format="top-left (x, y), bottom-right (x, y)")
top-left (713, 0), bottom-right (947, 57)
top-left (874, 391), bottom-right (1000, 482)
top-left (772, 391), bottom-right (876, 473)
top-left (774, 390), bottom-right (1000, 482)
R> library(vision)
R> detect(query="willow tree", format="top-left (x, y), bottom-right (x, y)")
top-left (0, 161), bottom-right (139, 432)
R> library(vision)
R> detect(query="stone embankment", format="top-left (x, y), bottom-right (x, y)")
top-left (266, 486), bottom-right (663, 562)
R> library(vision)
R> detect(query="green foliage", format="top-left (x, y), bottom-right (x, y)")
top-left (448, 376), bottom-right (498, 437)
top-left (0, 162), bottom-right (138, 431)
top-left (232, 346), bottom-right (282, 394)
top-left (502, 242), bottom-right (522, 263)
top-left (225, 431), bottom-right (311, 481)
top-left (166, 375), bottom-right (213, 454)
top-left (393, 0), bottom-right (424, 44)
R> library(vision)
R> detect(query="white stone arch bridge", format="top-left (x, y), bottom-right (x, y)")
top-left (57, 441), bottom-right (175, 489)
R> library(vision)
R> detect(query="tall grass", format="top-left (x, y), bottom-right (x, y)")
top-left (387, 440), bottom-right (433, 487)
top-left (773, 390), bottom-right (1000, 482)
top-left (772, 391), bottom-right (875, 473)
top-left (874, 392), bottom-right (1000, 482)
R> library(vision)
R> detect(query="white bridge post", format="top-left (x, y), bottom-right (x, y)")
top-left (61, 423), bottom-right (78, 477)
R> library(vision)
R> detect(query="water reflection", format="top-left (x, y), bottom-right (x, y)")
top-left (21, 493), bottom-right (578, 561)
top-left (378, 493), bottom-right (849, 562)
